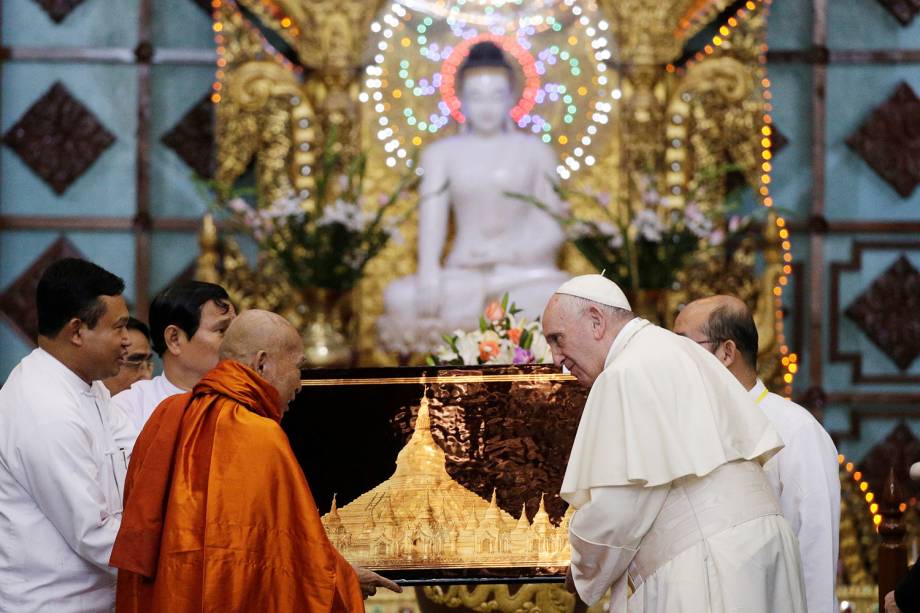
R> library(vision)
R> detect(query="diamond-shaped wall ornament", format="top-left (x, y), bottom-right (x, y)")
top-left (161, 94), bottom-right (215, 179)
top-left (846, 82), bottom-right (920, 198)
top-left (769, 124), bottom-right (789, 156)
top-left (860, 422), bottom-right (920, 503)
top-left (876, 0), bottom-right (920, 26)
top-left (845, 255), bottom-right (920, 371)
top-left (0, 237), bottom-right (85, 346)
top-left (33, 0), bottom-right (87, 22)
top-left (2, 82), bottom-right (116, 194)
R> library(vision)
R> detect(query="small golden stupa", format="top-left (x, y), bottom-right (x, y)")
top-left (322, 389), bottom-right (572, 569)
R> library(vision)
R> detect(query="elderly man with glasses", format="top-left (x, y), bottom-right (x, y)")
top-left (103, 318), bottom-right (154, 397)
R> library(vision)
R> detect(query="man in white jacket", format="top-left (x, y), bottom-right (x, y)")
top-left (675, 295), bottom-right (841, 613)
top-left (0, 258), bottom-right (138, 612)
top-left (113, 281), bottom-right (235, 432)
top-left (542, 275), bottom-right (806, 612)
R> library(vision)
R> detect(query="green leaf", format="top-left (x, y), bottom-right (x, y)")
top-left (479, 316), bottom-right (488, 333)
top-left (500, 293), bottom-right (509, 311)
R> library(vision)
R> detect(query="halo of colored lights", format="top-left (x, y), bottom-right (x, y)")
top-left (439, 33), bottom-right (540, 123)
top-left (363, 0), bottom-right (618, 176)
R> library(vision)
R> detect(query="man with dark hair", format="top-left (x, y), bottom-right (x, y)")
top-left (674, 295), bottom-right (840, 613)
top-left (0, 257), bottom-right (139, 612)
top-left (103, 317), bottom-right (154, 396)
top-left (113, 281), bottom-right (236, 431)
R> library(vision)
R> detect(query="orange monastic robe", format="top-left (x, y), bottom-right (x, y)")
top-left (110, 360), bottom-right (364, 612)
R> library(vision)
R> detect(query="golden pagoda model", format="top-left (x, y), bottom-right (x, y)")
top-left (322, 389), bottom-right (572, 570)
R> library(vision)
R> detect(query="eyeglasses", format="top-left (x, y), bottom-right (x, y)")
top-left (122, 354), bottom-right (154, 370)
top-left (695, 338), bottom-right (724, 349)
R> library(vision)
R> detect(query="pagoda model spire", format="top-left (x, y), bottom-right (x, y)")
top-left (516, 503), bottom-right (530, 530)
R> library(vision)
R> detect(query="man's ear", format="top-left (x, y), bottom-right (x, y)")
top-left (588, 305), bottom-right (607, 341)
top-left (255, 350), bottom-right (268, 375)
top-left (163, 325), bottom-right (185, 356)
top-left (720, 339), bottom-right (739, 368)
top-left (66, 318), bottom-right (84, 347)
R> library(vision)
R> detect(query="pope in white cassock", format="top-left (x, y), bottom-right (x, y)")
top-left (0, 258), bottom-right (138, 612)
top-left (541, 275), bottom-right (807, 612)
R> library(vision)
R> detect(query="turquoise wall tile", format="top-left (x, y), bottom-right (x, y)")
top-left (766, 0), bottom-right (813, 50)
top-left (838, 418), bottom-right (920, 463)
top-left (769, 63), bottom-right (813, 220)
top-left (150, 231), bottom-right (201, 293)
top-left (153, 0), bottom-right (215, 49)
top-left (1, 63), bottom-right (137, 217)
top-left (825, 66), bottom-right (920, 219)
top-left (2, 0), bottom-right (139, 48)
top-left (822, 236), bottom-right (920, 394)
top-left (828, 0), bottom-right (920, 50)
top-left (0, 322), bottom-right (32, 384)
top-left (150, 65), bottom-right (215, 219)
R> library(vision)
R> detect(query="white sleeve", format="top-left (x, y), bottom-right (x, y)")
top-left (111, 388), bottom-right (142, 433)
top-left (107, 397), bottom-right (139, 451)
top-left (15, 418), bottom-right (121, 574)
top-left (569, 484), bottom-right (670, 607)
top-left (776, 426), bottom-right (841, 612)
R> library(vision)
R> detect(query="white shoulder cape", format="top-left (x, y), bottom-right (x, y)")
top-left (561, 319), bottom-right (783, 509)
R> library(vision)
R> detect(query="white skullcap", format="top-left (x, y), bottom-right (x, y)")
top-left (554, 274), bottom-right (632, 310)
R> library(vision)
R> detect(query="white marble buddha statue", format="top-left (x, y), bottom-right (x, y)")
top-left (378, 41), bottom-right (568, 354)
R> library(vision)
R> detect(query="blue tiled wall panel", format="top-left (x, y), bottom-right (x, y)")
top-left (822, 236), bottom-right (920, 390)
top-left (153, 0), bottom-right (215, 49)
top-left (825, 66), bottom-right (920, 218)
top-left (768, 63), bottom-right (814, 221)
top-left (1, 63), bottom-right (137, 217)
top-left (2, 0), bottom-right (139, 48)
top-left (766, 0), bottom-right (813, 50)
top-left (828, 0), bottom-right (920, 50)
top-left (149, 231), bottom-right (202, 294)
top-left (150, 65), bottom-right (217, 219)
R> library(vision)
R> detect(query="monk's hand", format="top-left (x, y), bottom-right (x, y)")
top-left (564, 565), bottom-right (576, 594)
top-left (885, 591), bottom-right (902, 613)
top-left (352, 565), bottom-right (403, 599)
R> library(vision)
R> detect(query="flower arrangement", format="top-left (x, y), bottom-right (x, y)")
top-left (510, 169), bottom-right (752, 295)
top-left (427, 294), bottom-right (553, 366)
top-left (214, 143), bottom-right (420, 292)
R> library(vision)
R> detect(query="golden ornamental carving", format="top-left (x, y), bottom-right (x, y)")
top-left (422, 584), bottom-right (577, 613)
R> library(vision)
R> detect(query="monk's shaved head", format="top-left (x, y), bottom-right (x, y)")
top-left (219, 309), bottom-right (304, 409)
top-left (674, 295), bottom-right (759, 379)
top-left (219, 309), bottom-right (299, 362)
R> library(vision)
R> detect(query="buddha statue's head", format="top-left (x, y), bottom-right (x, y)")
top-left (458, 41), bottom-right (515, 135)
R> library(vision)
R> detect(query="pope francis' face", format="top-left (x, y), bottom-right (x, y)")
top-left (541, 295), bottom-right (609, 387)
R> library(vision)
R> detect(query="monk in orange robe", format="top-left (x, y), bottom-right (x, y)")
top-left (110, 310), bottom-right (399, 611)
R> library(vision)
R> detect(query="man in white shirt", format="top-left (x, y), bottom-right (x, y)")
top-left (543, 275), bottom-right (805, 612)
top-left (0, 257), bottom-right (139, 612)
top-left (113, 281), bottom-right (236, 431)
top-left (675, 294), bottom-right (840, 613)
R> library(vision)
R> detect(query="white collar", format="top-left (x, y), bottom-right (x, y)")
top-left (34, 348), bottom-right (93, 395)
top-left (159, 372), bottom-right (186, 394)
top-left (604, 317), bottom-right (650, 368)
top-left (748, 378), bottom-right (768, 403)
